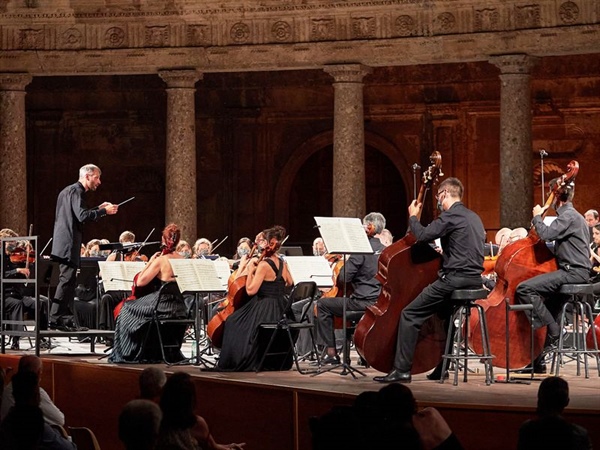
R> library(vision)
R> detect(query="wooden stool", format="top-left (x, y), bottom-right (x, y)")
top-left (440, 288), bottom-right (494, 386)
top-left (551, 284), bottom-right (600, 378)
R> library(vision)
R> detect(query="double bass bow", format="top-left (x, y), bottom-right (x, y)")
top-left (355, 151), bottom-right (445, 374)
top-left (470, 160), bottom-right (579, 368)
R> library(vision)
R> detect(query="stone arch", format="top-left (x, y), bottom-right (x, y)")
top-left (274, 129), bottom-right (414, 230)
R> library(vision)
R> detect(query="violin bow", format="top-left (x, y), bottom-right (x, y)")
top-left (211, 236), bottom-right (229, 254)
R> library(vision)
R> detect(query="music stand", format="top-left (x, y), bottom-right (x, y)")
top-left (312, 216), bottom-right (374, 378)
top-left (169, 259), bottom-right (227, 368)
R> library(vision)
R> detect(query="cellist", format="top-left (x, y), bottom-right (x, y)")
top-left (514, 177), bottom-right (591, 374)
top-left (374, 177), bottom-right (485, 383)
top-left (314, 212), bottom-right (386, 365)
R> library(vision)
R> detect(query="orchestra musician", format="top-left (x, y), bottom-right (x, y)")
top-left (315, 212), bottom-right (386, 366)
top-left (216, 225), bottom-right (293, 371)
top-left (192, 238), bottom-right (213, 258)
top-left (109, 224), bottom-right (188, 363)
top-left (49, 164), bottom-right (118, 332)
top-left (514, 178), bottom-right (591, 373)
top-left (312, 237), bottom-right (326, 256)
top-left (590, 224), bottom-right (600, 307)
top-left (0, 228), bottom-right (49, 350)
top-left (230, 237), bottom-right (253, 270)
top-left (176, 240), bottom-right (192, 259)
top-left (584, 209), bottom-right (599, 243)
top-left (374, 178), bottom-right (485, 383)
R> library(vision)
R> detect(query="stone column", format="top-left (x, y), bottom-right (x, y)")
top-left (490, 55), bottom-right (538, 228)
top-left (324, 64), bottom-right (372, 218)
top-left (0, 73), bottom-right (32, 235)
top-left (159, 69), bottom-right (202, 242)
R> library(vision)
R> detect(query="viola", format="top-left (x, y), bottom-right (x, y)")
top-left (355, 151), bottom-right (445, 374)
top-left (470, 160), bottom-right (579, 368)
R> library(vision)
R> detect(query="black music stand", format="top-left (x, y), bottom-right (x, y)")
top-left (168, 259), bottom-right (227, 368)
top-left (312, 216), bottom-right (374, 379)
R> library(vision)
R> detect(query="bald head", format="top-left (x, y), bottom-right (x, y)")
top-left (18, 356), bottom-right (42, 375)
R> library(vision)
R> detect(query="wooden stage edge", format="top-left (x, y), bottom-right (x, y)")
top-left (0, 352), bottom-right (598, 450)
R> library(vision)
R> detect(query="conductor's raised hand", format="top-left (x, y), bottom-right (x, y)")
top-left (102, 202), bottom-right (119, 215)
top-left (408, 200), bottom-right (422, 218)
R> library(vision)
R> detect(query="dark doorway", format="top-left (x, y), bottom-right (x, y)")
top-left (288, 145), bottom-right (407, 253)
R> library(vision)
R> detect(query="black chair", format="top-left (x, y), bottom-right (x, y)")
top-left (255, 281), bottom-right (320, 374)
top-left (139, 282), bottom-right (193, 364)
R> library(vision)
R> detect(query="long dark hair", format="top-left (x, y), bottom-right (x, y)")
top-left (159, 372), bottom-right (197, 430)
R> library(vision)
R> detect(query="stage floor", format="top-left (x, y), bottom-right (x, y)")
top-left (1, 336), bottom-right (599, 450)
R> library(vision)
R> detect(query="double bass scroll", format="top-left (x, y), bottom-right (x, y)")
top-left (354, 151), bottom-right (445, 374)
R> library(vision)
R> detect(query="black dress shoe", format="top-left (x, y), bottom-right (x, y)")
top-left (49, 321), bottom-right (73, 332)
top-left (320, 355), bottom-right (341, 365)
top-left (515, 363), bottom-right (547, 374)
top-left (10, 340), bottom-right (20, 351)
top-left (373, 369), bottom-right (412, 383)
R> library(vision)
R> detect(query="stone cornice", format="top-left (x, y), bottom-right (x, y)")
top-left (0, 0), bottom-right (597, 74)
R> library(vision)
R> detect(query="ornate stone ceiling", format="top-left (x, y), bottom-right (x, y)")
top-left (0, 0), bottom-right (598, 74)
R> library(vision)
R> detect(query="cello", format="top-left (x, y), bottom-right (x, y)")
top-left (470, 160), bottom-right (579, 368)
top-left (207, 244), bottom-right (262, 348)
top-left (355, 151), bottom-right (445, 374)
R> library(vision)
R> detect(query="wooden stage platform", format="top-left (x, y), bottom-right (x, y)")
top-left (0, 343), bottom-right (598, 450)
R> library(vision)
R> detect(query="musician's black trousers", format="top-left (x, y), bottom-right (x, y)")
top-left (393, 273), bottom-right (482, 373)
top-left (51, 263), bottom-right (77, 321)
top-left (316, 296), bottom-right (376, 348)
top-left (516, 267), bottom-right (589, 331)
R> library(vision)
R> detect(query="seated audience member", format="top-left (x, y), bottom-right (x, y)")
top-left (139, 367), bottom-right (166, 403)
top-left (517, 377), bottom-right (591, 450)
top-left (0, 355), bottom-right (65, 427)
top-left (0, 371), bottom-right (75, 450)
top-left (119, 399), bottom-right (162, 450)
top-left (157, 372), bottom-right (245, 450)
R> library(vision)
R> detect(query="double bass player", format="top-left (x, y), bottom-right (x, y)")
top-left (374, 177), bottom-right (485, 383)
top-left (514, 177), bottom-right (591, 373)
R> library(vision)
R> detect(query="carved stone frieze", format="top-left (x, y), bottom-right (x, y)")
top-left (351, 17), bottom-right (376, 39)
top-left (434, 12), bottom-right (456, 34)
top-left (515, 4), bottom-right (541, 29)
top-left (395, 15), bottom-right (416, 36)
top-left (310, 18), bottom-right (335, 41)
top-left (60, 27), bottom-right (84, 49)
top-left (271, 20), bottom-right (292, 42)
top-left (230, 22), bottom-right (251, 44)
top-left (559, 1), bottom-right (579, 24)
top-left (19, 28), bottom-right (43, 49)
top-left (474, 8), bottom-right (500, 32)
top-left (104, 26), bottom-right (126, 48)
top-left (0, 72), bottom-right (32, 90)
top-left (145, 25), bottom-right (169, 47)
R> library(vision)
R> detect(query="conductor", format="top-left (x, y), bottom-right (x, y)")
top-left (49, 164), bottom-right (118, 331)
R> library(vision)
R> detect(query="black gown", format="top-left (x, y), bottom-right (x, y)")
top-left (217, 258), bottom-right (287, 371)
top-left (109, 278), bottom-right (187, 363)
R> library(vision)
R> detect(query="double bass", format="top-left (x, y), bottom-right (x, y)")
top-left (470, 160), bottom-right (579, 368)
top-left (354, 151), bottom-right (445, 374)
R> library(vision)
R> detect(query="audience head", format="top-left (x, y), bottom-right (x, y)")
top-left (11, 370), bottom-right (41, 407)
top-left (139, 367), bottom-right (166, 402)
top-left (161, 223), bottom-right (181, 254)
top-left (160, 372), bottom-right (197, 430)
top-left (119, 399), bottom-right (162, 450)
top-left (310, 406), bottom-right (365, 450)
top-left (18, 355), bottom-right (43, 377)
top-left (537, 376), bottom-right (569, 416)
top-left (312, 237), bottom-right (326, 257)
top-left (377, 382), bottom-right (417, 424)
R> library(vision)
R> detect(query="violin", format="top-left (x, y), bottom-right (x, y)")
top-left (9, 247), bottom-right (36, 265)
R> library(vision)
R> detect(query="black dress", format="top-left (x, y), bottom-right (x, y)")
top-left (109, 278), bottom-right (187, 363)
top-left (217, 258), bottom-right (287, 371)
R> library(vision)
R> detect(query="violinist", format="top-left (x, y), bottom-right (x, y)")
top-left (515, 178), bottom-right (591, 372)
top-left (315, 212), bottom-right (386, 365)
top-left (312, 237), bottom-right (326, 256)
top-left (0, 228), bottom-right (48, 350)
top-left (176, 240), bottom-right (192, 259)
top-left (98, 231), bottom-right (138, 331)
top-left (192, 238), bottom-right (213, 259)
top-left (49, 163), bottom-right (118, 332)
top-left (216, 225), bottom-right (293, 371)
top-left (109, 223), bottom-right (187, 363)
top-left (374, 178), bottom-right (485, 383)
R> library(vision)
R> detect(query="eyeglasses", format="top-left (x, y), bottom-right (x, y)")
top-left (435, 190), bottom-right (446, 200)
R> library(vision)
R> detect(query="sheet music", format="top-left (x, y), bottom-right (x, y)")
top-left (169, 259), bottom-right (226, 293)
top-left (314, 216), bottom-right (373, 254)
top-left (98, 261), bottom-right (146, 291)
top-left (284, 256), bottom-right (334, 288)
top-left (213, 259), bottom-right (232, 289)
